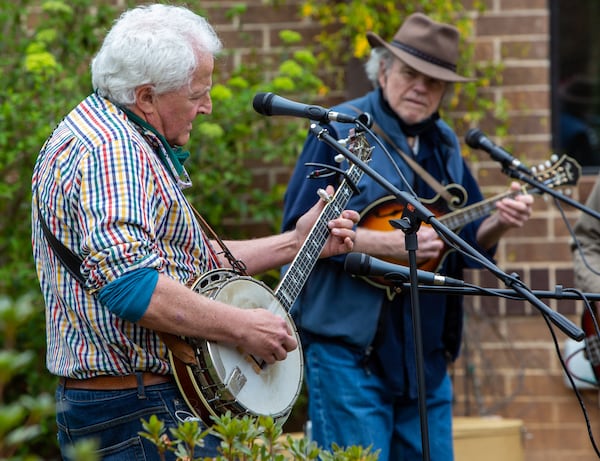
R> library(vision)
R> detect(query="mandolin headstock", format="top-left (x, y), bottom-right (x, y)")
top-left (531, 154), bottom-right (582, 190)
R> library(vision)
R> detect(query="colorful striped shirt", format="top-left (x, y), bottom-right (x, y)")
top-left (31, 93), bottom-right (219, 378)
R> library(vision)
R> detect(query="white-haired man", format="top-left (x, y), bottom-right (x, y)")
top-left (32, 4), bottom-right (359, 460)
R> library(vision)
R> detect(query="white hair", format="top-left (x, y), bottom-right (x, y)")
top-left (364, 47), bottom-right (394, 88)
top-left (91, 4), bottom-right (222, 105)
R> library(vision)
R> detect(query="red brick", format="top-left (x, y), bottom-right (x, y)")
top-left (502, 40), bottom-right (549, 61)
top-left (476, 15), bottom-right (549, 36)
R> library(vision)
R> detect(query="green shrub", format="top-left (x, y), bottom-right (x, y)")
top-left (138, 412), bottom-right (381, 461)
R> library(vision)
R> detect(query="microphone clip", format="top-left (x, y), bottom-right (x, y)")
top-left (391, 201), bottom-right (423, 236)
top-left (354, 112), bottom-right (373, 131)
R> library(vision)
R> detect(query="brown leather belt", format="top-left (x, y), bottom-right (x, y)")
top-left (60, 372), bottom-right (172, 390)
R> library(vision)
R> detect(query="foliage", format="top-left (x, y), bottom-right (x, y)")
top-left (297, 0), bottom-right (508, 132)
top-left (0, 294), bottom-right (55, 460)
top-left (0, 0), bottom-right (114, 295)
top-left (1, 2), bottom-right (123, 455)
top-left (1, 0), bottom-right (323, 297)
top-left (138, 412), bottom-right (380, 461)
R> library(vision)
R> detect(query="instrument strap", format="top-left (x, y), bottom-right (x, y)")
top-left (189, 205), bottom-right (249, 276)
top-left (345, 104), bottom-right (455, 204)
top-left (36, 199), bottom-right (86, 286)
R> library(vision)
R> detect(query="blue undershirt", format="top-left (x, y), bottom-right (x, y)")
top-left (97, 268), bottom-right (158, 322)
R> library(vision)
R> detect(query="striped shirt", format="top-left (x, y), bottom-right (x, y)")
top-left (31, 93), bottom-right (219, 378)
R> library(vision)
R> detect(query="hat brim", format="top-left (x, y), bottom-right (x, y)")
top-left (367, 31), bottom-right (475, 83)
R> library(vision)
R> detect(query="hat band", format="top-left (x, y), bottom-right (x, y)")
top-left (391, 40), bottom-right (456, 73)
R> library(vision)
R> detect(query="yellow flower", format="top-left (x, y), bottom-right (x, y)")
top-left (24, 47), bottom-right (59, 76)
top-left (354, 37), bottom-right (369, 59)
top-left (279, 30), bottom-right (302, 45)
top-left (271, 77), bottom-right (296, 92)
top-left (227, 77), bottom-right (249, 90)
top-left (279, 60), bottom-right (303, 79)
top-left (301, 3), bottom-right (313, 18)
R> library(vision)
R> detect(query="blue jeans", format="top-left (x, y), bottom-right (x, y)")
top-left (56, 378), bottom-right (221, 460)
top-left (305, 341), bottom-right (454, 461)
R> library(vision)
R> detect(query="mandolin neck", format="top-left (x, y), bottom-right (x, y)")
top-left (440, 189), bottom-right (519, 230)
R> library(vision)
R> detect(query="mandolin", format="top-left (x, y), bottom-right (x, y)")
top-left (359, 154), bottom-right (581, 296)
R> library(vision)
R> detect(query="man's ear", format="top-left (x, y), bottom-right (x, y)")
top-left (134, 84), bottom-right (156, 114)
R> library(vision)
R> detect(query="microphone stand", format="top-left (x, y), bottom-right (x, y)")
top-left (309, 123), bottom-right (584, 340)
top-left (392, 198), bottom-right (432, 461)
top-left (309, 122), bottom-right (585, 461)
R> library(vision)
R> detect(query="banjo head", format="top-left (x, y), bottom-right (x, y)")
top-left (187, 270), bottom-right (304, 421)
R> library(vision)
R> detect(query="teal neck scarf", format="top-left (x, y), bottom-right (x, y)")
top-left (120, 106), bottom-right (190, 182)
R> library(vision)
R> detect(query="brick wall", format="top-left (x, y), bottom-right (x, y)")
top-left (201, 1), bottom-right (599, 459)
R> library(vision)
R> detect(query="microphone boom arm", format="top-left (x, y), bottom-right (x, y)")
top-left (500, 161), bottom-right (600, 221)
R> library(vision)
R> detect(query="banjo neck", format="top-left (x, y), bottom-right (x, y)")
top-left (275, 134), bottom-right (371, 311)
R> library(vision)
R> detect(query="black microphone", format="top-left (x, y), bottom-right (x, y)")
top-left (465, 128), bottom-right (532, 175)
top-left (344, 252), bottom-right (465, 287)
top-left (252, 92), bottom-right (358, 124)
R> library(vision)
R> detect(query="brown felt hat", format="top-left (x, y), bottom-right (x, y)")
top-left (367, 13), bottom-right (474, 83)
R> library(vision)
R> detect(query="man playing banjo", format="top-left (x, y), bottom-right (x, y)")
top-left (31, 4), bottom-right (359, 460)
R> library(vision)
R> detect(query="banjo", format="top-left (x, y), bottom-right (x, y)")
top-left (168, 129), bottom-right (373, 425)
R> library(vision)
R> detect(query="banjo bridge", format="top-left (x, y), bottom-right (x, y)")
top-left (237, 346), bottom-right (267, 374)
top-left (225, 366), bottom-right (248, 395)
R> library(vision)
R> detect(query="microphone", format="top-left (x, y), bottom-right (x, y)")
top-left (252, 92), bottom-right (358, 124)
top-left (344, 252), bottom-right (465, 287)
top-left (465, 128), bottom-right (532, 175)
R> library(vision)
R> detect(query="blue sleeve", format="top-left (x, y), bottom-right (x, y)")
top-left (97, 267), bottom-right (159, 322)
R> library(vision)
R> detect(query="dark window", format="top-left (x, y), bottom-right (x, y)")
top-left (552, 0), bottom-right (600, 173)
